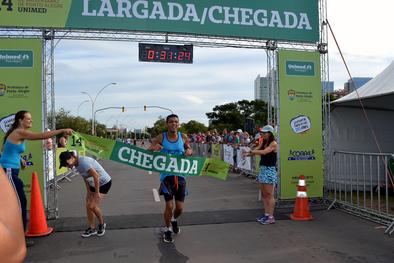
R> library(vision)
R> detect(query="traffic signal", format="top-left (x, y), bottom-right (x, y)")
top-left (121, 106), bottom-right (125, 112)
top-left (144, 105), bottom-right (147, 111)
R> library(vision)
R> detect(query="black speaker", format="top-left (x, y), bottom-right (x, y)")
top-left (245, 118), bottom-right (255, 134)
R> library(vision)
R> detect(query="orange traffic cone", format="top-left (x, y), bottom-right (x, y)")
top-left (290, 175), bottom-right (314, 221)
top-left (26, 172), bottom-right (54, 237)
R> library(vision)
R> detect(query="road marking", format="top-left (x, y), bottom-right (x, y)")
top-left (153, 188), bottom-right (161, 202)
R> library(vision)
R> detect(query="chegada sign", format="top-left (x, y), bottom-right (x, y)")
top-left (0, 0), bottom-right (319, 42)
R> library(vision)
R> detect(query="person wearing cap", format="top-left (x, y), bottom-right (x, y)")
top-left (235, 129), bottom-right (243, 145)
top-left (244, 124), bottom-right (277, 225)
top-left (59, 151), bottom-right (112, 238)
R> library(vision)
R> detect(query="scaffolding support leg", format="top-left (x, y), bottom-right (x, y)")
top-left (384, 219), bottom-right (394, 235)
top-left (327, 199), bottom-right (337, 210)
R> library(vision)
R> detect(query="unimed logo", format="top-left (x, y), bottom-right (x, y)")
top-left (0, 50), bottom-right (33, 67)
top-left (286, 60), bottom-right (314, 76)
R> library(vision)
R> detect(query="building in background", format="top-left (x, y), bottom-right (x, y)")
top-left (322, 81), bottom-right (334, 94)
top-left (331, 89), bottom-right (348, 100)
top-left (254, 75), bottom-right (268, 103)
top-left (344, 77), bottom-right (372, 93)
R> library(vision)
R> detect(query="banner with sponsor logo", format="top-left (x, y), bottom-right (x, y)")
top-left (223, 144), bottom-right (234, 166)
top-left (66, 133), bottom-right (229, 180)
top-left (0, 0), bottom-right (318, 43)
top-left (0, 39), bottom-right (43, 205)
top-left (211, 144), bottom-right (221, 159)
top-left (278, 50), bottom-right (323, 199)
top-left (237, 146), bottom-right (252, 171)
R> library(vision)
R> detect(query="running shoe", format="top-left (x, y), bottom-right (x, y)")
top-left (256, 215), bottom-right (268, 223)
top-left (171, 220), bottom-right (180, 234)
top-left (163, 230), bottom-right (173, 243)
top-left (97, 223), bottom-right (106, 237)
top-left (81, 227), bottom-right (97, 238)
top-left (260, 216), bottom-right (275, 225)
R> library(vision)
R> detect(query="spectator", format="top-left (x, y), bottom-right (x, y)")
top-left (0, 110), bottom-right (72, 246)
top-left (245, 125), bottom-right (278, 225)
top-left (57, 135), bottom-right (67, 148)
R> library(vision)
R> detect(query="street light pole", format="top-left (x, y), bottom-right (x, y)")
top-left (81, 91), bottom-right (94, 135)
top-left (77, 99), bottom-right (90, 116)
top-left (144, 105), bottom-right (174, 114)
top-left (82, 82), bottom-right (117, 135)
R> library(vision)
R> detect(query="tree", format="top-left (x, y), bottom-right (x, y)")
top-left (54, 108), bottom-right (107, 137)
top-left (206, 100), bottom-right (268, 132)
top-left (146, 116), bottom-right (166, 137)
top-left (180, 120), bottom-right (207, 134)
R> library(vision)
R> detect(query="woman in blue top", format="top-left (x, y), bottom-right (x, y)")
top-left (149, 114), bottom-right (193, 243)
top-left (0, 110), bottom-right (72, 235)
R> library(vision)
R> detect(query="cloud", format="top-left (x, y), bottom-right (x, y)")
top-left (53, 0), bottom-right (394, 128)
top-left (178, 94), bottom-right (204, 105)
top-left (55, 40), bottom-right (264, 127)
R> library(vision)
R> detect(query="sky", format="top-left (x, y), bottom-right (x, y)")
top-left (54, 0), bottom-right (394, 131)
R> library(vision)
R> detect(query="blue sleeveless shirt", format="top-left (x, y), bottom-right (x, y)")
top-left (0, 140), bottom-right (26, 169)
top-left (160, 132), bottom-right (185, 181)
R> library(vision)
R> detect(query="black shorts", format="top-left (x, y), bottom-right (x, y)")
top-left (89, 180), bottom-right (112, 194)
top-left (159, 176), bottom-right (187, 202)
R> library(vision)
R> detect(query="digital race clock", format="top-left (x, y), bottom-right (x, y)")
top-left (138, 43), bottom-right (193, 64)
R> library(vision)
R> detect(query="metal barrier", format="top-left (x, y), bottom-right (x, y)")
top-left (327, 150), bottom-right (394, 234)
top-left (191, 142), bottom-right (258, 177)
top-left (192, 144), bottom-right (394, 234)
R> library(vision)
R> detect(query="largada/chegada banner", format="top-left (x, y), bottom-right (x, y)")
top-left (278, 50), bottom-right (323, 199)
top-left (0, 0), bottom-right (319, 43)
top-left (67, 133), bottom-right (229, 180)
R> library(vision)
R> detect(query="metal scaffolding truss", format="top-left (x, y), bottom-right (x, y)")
top-left (0, 27), bottom-right (320, 50)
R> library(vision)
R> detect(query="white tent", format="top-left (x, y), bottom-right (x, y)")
top-left (330, 61), bottom-right (394, 153)
top-left (328, 61), bottom-right (394, 190)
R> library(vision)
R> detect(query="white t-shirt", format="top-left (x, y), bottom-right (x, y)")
top-left (76, 156), bottom-right (111, 187)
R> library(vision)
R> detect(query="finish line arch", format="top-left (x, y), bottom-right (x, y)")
top-left (0, 0), bottom-right (329, 219)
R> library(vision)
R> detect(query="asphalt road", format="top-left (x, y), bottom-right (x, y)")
top-left (25, 160), bottom-right (393, 263)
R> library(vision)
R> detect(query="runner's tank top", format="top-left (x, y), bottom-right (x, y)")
top-left (160, 132), bottom-right (185, 181)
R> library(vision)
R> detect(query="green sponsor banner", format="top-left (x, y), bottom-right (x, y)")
top-left (0, 0), bottom-right (319, 43)
top-left (211, 144), bottom-right (221, 159)
top-left (69, 133), bottom-right (229, 180)
top-left (0, 39), bottom-right (43, 205)
top-left (0, 50), bottom-right (33, 67)
top-left (278, 50), bottom-right (323, 199)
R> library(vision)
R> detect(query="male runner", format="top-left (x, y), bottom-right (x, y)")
top-left (148, 114), bottom-right (193, 243)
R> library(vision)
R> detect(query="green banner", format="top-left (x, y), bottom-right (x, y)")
top-left (0, 0), bottom-right (319, 43)
top-left (69, 133), bottom-right (229, 180)
top-left (211, 144), bottom-right (221, 159)
top-left (0, 39), bottom-right (43, 205)
top-left (278, 50), bottom-right (323, 199)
